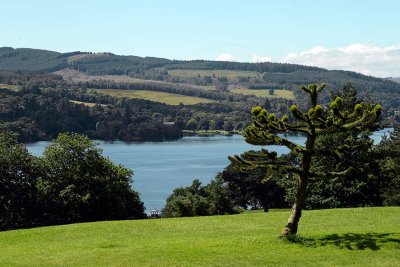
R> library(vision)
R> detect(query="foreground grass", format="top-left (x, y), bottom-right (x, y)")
top-left (93, 89), bottom-right (216, 105)
top-left (230, 88), bottom-right (295, 99)
top-left (0, 207), bottom-right (399, 266)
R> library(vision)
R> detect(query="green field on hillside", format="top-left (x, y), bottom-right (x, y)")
top-left (168, 69), bottom-right (260, 79)
top-left (1, 207), bottom-right (399, 266)
top-left (69, 100), bottom-right (106, 107)
top-left (230, 88), bottom-right (295, 99)
top-left (93, 89), bottom-right (216, 105)
top-left (0, 83), bottom-right (19, 91)
top-left (54, 68), bottom-right (216, 91)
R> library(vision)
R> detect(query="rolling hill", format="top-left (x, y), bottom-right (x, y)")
top-left (0, 207), bottom-right (399, 266)
top-left (1, 47), bottom-right (400, 116)
top-left (1, 47), bottom-right (399, 96)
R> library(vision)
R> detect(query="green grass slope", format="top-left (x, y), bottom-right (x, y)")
top-left (93, 89), bottom-right (216, 105)
top-left (230, 88), bottom-right (295, 99)
top-left (1, 207), bottom-right (399, 266)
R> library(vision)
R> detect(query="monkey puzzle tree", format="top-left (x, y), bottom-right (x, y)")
top-left (229, 83), bottom-right (381, 238)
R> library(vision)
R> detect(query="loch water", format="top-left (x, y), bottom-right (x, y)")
top-left (27, 128), bottom-right (392, 212)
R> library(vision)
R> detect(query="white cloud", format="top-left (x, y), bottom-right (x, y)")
top-left (278, 44), bottom-right (400, 78)
top-left (251, 54), bottom-right (272, 63)
top-left (215, 53), bottom-right (235, 61)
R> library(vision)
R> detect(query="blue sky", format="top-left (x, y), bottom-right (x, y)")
top-left (1, 0), bottom-right (400, 77)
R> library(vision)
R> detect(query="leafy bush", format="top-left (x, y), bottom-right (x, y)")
top-left (162, 177), bottom-right (242, 218)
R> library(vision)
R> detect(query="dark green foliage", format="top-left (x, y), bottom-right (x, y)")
top-left (162, 180), bottom-right (210, 217)
top-left (283, 84), bottom-right (385, 209)
top-left (0, 132), bottom-right (145, 231)
top-left (38, 133), bottom-right (146, 224)
top-left (165, 60), bottom-right (323, 73)
top-left (222, 152), bottom-right (289, 211)
top-left (281, 131), bottom-right (384, 209)
top-left (162, 177), bottom-right (241, 218)
top-left (374, 128), bottom-right (400, 206)
top-left (0, 132), bottom-right (42, 230)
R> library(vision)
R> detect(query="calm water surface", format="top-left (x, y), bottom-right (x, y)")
top-left (27, 128), bottom-right (392, 212)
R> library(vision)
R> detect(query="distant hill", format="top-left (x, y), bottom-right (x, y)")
top-left (0, 47), bottom-right (66, 71)
top-left (0, 47), bottom-right (321, 74)
top-left (1, 47), bottom-right (400, 114)
top-left (389, 77), bottom-right (400, 83)
top-left (1, 48), bottom-right (400, 142)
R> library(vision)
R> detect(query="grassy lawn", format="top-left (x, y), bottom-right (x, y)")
top-left (0, 207), bottom-right (399, 266)
top-left (168, 69), bottom-right (260, 79)
top-left (93, 89), bottom-right (216, 105)
top-left (230, 88), bottom-right (295, 100)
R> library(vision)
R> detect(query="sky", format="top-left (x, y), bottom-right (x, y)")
top-left (1, 0), bottom-right (400, 77)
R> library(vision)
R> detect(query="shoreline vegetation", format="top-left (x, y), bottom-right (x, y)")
top-left (24, 128), bottom-right (393, 145)
top-left (182, 129), bottom-right (239, 137)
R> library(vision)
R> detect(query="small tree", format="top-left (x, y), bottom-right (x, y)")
top-left (162, 177), bottom-right (240, 218)
top-left (229, 83), bottom-right (381, 238)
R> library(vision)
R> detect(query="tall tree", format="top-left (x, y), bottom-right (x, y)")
top-left (290, 83), bottom-right (383, 209)
top-left (0, 132), bottom-right (41, 230)
top-left (230, 83), bottom-right (381, 238)
top-left (374, 127), bottom-right (400, 206)
top-left (38, 133), bottom-right (146, 224)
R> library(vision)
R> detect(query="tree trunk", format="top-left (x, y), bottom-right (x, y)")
top-left (280, 135), bottom-right (315, 238)
top-left (279, 176), bottom-right (308, 238)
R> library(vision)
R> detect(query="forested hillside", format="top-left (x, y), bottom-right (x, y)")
top-left (1, 47), bottom-right (400, 142)
top-left (1, 47), bottom-right (400, 114)
top-left (0, 70), bottom-right (271, 142)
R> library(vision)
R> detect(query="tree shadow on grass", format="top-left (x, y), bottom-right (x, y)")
top-left (287, 233), bottom-right (400, 251)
